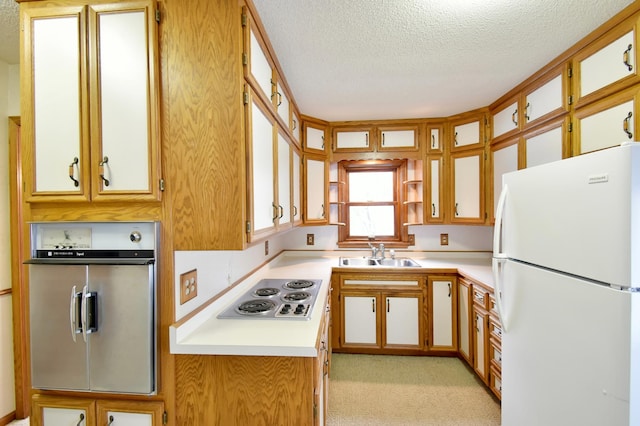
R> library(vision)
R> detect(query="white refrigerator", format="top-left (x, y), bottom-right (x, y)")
top-left (493, 143), bottom-right (640, 426)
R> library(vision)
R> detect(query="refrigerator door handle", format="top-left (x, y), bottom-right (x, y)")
top-left (493, 184), bottom-right (508, 259)
top-left (492, 257), bottom-right (508, 333)
top-left (493, 184), bottom-right (509, 332)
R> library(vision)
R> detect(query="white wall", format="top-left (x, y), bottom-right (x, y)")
top-left (0, 60), bottom-right (20, 419)
top-left (174, 223), bottom-right (493, 319)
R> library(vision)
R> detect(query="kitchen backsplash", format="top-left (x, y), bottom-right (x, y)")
top-left (174, 224), bottom-right (493, 320)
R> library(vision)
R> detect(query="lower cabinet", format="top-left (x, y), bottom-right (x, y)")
top-left (174, 299), bottom-right (331, 426)
top-left (457, 278), bottom-right (473, 366)
top-left (342, 291), bottom-right (424, 350)
top-left (334, 273), bottom-right (426, 353)
top-left (32, 395), bottom-right (164, 426)
top-left (472, 286), bottom-right (490, 385)
top-left (428, 276), bottom-right (457, 352)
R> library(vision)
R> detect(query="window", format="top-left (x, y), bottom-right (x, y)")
top-left (337, 159), bottom-right (410, 247)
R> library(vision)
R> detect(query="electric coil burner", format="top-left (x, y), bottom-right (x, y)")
top-left (217, 278), bottom-right (322, 320)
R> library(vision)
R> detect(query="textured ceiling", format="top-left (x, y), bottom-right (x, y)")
top-left (1, 1), bottom-right (635, 119)
top-left (0, 0), bottom-right (19, 64)
top-left (252, 0), bottom-right (636, 121)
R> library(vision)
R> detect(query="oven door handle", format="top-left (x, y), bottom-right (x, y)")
top-left (81, 286), bottom-right (98, 341)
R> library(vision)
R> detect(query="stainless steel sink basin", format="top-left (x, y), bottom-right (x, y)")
top-left (339, 257), bottom-right (379, 266)
top-left (376, 258), bottom-right (421, 267)
top-left (338, 257), bottom-right (421, 267)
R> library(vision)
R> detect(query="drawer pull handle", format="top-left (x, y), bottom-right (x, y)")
top-left (107, 415), bottom-right (114, 425)
top-left (511, 109), bottom-right (518, 126)
top-left (76, 413), bottom-right (85, 426)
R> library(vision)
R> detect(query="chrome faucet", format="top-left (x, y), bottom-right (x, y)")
top-left (367, 241), bottom-right (386, 259)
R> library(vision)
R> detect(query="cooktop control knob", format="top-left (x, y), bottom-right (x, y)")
top-left (130, 231), bottom-right (142, 243)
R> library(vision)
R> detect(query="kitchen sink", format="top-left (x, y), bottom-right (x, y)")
top-left (338, 257), bottom-right (421, 267)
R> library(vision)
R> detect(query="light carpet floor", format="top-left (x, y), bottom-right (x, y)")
top-left (327, 353), bottom-right (501, 426)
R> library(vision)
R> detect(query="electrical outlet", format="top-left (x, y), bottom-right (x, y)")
top-left (265, 240), bottom-right (269, 256)
top-left (179, 269), bottom-right (198, 305)
top-left (306, 233), bottom-right (315, 245)
top-left (408, 234), bottom-right (415, 245)
top-left (440, 233), bottom-right (449, 246)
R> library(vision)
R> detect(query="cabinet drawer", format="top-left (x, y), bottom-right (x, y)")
top-left (342, 279), bottom-right (420, 288)
top-left (489, 365), bottom-right (502, 400)
top-left (472, 287), bottom-right (488, 309)
top-left (489, 338), bottom-right (502, 369)
top-left (489, 314), bottom-right (503, 341)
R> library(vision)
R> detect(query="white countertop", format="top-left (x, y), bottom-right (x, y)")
top-left (169, 251), bottom-right (493, 357)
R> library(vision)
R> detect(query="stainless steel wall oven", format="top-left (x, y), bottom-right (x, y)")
top-left (26, 222), bottom-right (159, 395)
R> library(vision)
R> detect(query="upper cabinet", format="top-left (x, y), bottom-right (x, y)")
top-left (449, 112), bottom-right (487, 152)
top-left (21, 1), bottom-right (162, 203)
top-left (491, 97), bottom-right (520, 141)
top-left (573, 85), bottom-right (640, 154)
top-left (331, 124), bottom-right (419, 154)
top-left (522, 64), bottom-right (568, 127)
top-left (426, 123), bottom-right (444, 153)
top-left (242, 9), bottom-right (295, 135)
top-left (572, 15), bottom-right (640, 108)
top-left (377, 126), bottom-right (419, 151)
top-left (303, 118), bottom-right (329, 154)
top-left (333, 128), bottom-right (372, 151)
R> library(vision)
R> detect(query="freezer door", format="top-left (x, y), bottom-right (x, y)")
top-left (88, 264), bottom-right (155, 393)
top-left (500, 143), bottom-right (640, 288)
top-left (30, 264), bottom-right (89, 390)
top-left (501, 260), bottom-right (637, 426)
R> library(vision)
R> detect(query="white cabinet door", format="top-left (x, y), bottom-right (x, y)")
top-left (379, 129), bottom-right (416, 149)
top-left (492, 101), bottom-right (519, 139)
top-left (276, 81), bottom-right (290, 129)
top-left (95, 8), bottom-right (151, 193)
top-left (431, 279), bottom-right (454, 348)
top-left (579, 30), bottom-right (635, 98)
top-left (305, 157), bottom-right (327, 222)
top-left (428, 127), bottom-right (441, 151)
top-left (524, 74), bottom-right (563, 124)
top-left (426, 156), bottom-right (443, 223)
top-left (492, 143), bottom-right (518, 217)
top-left (277, 133), bottom-right (291, 226)
top-left (344, 296), bottom-right (377, 345)
top-left (336, 131), bottom-right (370, 149)
top-left (452, 152), bottom-right (482, 221)
top-left (458, 281), bottom-right (472, 364)
top-left (305, 126), bottom-right (325, 151)
top-left (31, 12), bottom-right (84, 194)
top-left (43, 407), bottom-right (88, 425)
top-left (105, 411), bottom-right (153, 426)
top-left (474, 310), bottom-right (488, 380)
top-left (250, 100), bottom-right (275, 234)
top-left (453, 120), bottom-right (481, 148)
top-left (385, 296), bottom-right (419, 346)
top-left (524, 124), bottom-right (564, 168)
top-left (292, 150), bottom-right (301, 223)
top-left (249, 28), bottom-right (273, 100)
top-left (577, 98), bottom-right (635, 154)
top-left (292, 110), bottom-right (301, 145)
